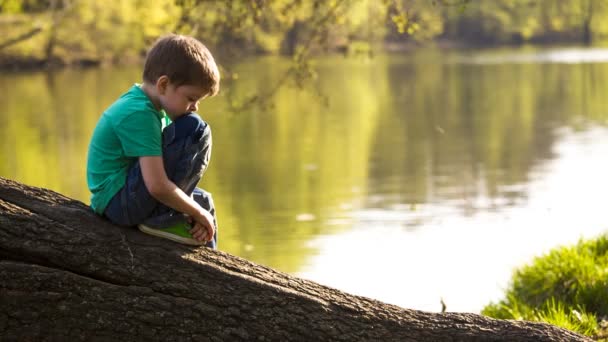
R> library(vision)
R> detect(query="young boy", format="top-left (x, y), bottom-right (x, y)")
top-left (86, 34), bottom-right (220, 248)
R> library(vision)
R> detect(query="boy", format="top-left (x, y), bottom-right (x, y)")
top-left (86, 34), bottom-right (220, 248)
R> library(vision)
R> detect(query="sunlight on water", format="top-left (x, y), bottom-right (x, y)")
top-left (460, 47), bottom-right (608, 65)
top-left (298, 127), bottom-right (608, 313)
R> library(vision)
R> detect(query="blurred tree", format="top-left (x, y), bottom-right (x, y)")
top-left (2, 0), bottom-right (608, 107)
top-left (0, 0), bottom-right (457, 65)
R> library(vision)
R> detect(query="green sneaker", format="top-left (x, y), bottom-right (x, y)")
top-left (138, 221), bottom-right (203, 246)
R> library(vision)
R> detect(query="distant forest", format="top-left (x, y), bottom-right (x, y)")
top-left (1, 0), bottom-right (607, 67)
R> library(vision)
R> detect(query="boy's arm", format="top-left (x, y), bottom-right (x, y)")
top-left (139, 156), bottom-right (214, 242)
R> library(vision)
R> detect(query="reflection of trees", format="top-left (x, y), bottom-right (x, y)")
top-left (203, 56), bottom-right (387, 272)
top-left (2, 53), bottom-right (608, 272)
top-left (369, 53), bottom-right (608, 222)
top-left (0, 67), bottom-right (140, 200)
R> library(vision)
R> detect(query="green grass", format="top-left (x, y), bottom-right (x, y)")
top-left (482, 234), bottom-right (608, 338)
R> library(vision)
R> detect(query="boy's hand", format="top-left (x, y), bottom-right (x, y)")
top-left (187, 210), bottom-right (215, 243)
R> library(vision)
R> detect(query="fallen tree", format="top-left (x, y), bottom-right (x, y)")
top-left (0, 177), bottom-right (590, 341)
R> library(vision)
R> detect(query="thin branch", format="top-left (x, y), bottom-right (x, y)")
top-left (229, 0), bottom-right (349, 112)
top-left (0, 27), bottom-right (43, 51)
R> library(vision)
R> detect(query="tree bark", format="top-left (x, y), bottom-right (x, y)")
top-left (0, 177), bottom-right (590, 341)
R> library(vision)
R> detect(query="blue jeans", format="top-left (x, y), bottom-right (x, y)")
top-left (104, 113), bottom-right (217, 249)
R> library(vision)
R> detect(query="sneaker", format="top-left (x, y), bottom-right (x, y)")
top-left (138, 221), bottom-right (203, 246)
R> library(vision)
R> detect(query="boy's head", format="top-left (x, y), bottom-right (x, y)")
top-left (143, 34), bottom-right (220, 98)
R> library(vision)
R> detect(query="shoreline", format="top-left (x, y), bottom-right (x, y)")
top-left (1, 39), bottom-right (602, 73)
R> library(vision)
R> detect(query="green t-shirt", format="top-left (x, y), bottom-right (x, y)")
top-left (86, 84), bottom-right (171, 214)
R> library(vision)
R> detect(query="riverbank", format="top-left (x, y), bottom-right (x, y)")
top-left (0, 55), bottom-right (102, 72)
top-left (1, 38), bottom-right (602, 72)
top-left (482, 234), bottom-right (608, 339)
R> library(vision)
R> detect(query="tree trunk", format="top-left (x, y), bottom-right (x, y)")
top-left (581, 0), bottom-right (593, 45)
top-left (0, 177), bottom-right (590, 341)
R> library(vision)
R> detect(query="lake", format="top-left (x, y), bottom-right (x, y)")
top-left (1, 47), bottom-right (607, 313)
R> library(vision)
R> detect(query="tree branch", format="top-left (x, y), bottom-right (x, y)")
top-left (0, 176), bottom-right (593, 341)
top-left (0, 27), bottom-right (43, 51)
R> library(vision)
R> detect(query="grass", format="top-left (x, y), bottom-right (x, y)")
top-left (482, 234), bottom-right (608, 339)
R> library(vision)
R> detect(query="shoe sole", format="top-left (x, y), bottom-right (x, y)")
top-left (138, 224), bottom-right (203, 246)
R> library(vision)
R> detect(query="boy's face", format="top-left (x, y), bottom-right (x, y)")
top-left (158, 78), bottom-right (208, 119)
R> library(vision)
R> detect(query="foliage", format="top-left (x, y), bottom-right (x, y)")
top-left (482, 235), bottom-right (608, 338)
top-left (3, 0), bottom-right (608, 67)
top-left (0, 0), bottom-right (181, 63)
top-left (441, 0), bottom-right (608, 45)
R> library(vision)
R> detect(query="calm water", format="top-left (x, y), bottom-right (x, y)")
top-left (1, 48), bottom-right (607, 313)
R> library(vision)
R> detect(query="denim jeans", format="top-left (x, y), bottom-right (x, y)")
top-left (104, 113), bottom-right (217, 249)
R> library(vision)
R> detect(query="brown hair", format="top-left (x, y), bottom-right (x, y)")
top-left (143, 34), bottom-right (220, 96)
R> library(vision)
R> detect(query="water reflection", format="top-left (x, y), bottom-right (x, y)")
top-left (299, 127), bottom-right (608, 312)
top-left (0, 68), bottom-right (141, 197)
top-left (1, 48), bottom-right (607, 313)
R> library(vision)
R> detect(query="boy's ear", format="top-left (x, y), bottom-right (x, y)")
top-left (156, 75), bottom-right (170, 95)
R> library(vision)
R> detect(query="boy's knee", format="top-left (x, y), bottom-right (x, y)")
top-left (193, 188), bottom-right (215, 211)
top-left (173, 113), bottom-right (207, 140)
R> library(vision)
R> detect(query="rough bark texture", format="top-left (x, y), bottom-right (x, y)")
top-left (0, 177), bottom-right (591, 341)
